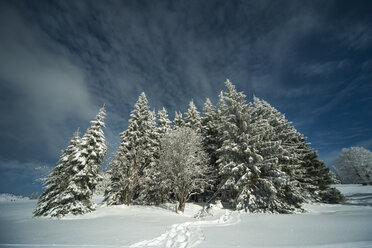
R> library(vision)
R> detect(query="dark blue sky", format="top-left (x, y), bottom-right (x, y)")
top-left (0, 0), bottom-right (371, 196)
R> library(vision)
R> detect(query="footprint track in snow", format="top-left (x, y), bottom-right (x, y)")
top-left (130, 210), bottom-right (240, 248)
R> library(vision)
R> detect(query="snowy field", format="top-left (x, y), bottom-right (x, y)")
top-left (0, 185), bottom-right (371, 248)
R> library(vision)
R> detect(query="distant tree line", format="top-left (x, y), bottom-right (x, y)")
top-left (333, 147), bottom-right (372, 185)
top-left (34, 80), bottom-right (344, 218)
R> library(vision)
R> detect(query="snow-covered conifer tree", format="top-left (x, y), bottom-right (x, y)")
top-left (157, 108), bottom-right (171, 136)
top-left (145, 107), bottom-right (173, 204)
top-left (35, 106), bottom-right (107, 217)
top-left (253, 97), bottom-right (343, 204)
top-left (216, 80), bottom-right (258, 208)
top-left (185, 100), bottom-right (201, 133)
top-left (330, 167), bottom-right (342, 184)
top-left (201, 98), bottom-right (221, 199)
top-left (136, 109), bottom-right (164, 205)
top-left (173, 111), bottom-right (184, 128)
top-left (252, 97), bottom-right (305, 200)
top-left (103, 153), bottom-right (127, 205)
top-left (159, 127), bottom-right (210, 212)
top-left (300, 151), bottom-right (334, 202)
top-left (95, 169), bottom-right (111, 195)
top-left (104, 93), bottom-right (157, 205)
top-left (201, 98), bottom-right (221, 165)
top-left (34, 129), bottom-right (81, 217)
top-left (57, 106), bottom-right (107, 215)
top-left (217, 81), bottom-right (305, 213)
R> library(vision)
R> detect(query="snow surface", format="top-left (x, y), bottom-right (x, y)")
top-left (0, 185), bottom-right (371, 247)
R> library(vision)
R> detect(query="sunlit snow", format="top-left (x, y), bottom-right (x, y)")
top-left (0, 185), bottom-right (371, 247)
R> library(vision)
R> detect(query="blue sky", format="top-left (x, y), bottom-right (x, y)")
top-left (0, 0), bottom-right (371, 196)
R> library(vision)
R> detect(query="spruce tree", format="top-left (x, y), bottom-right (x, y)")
top-left (216, 80), bottom-right (256, 207)
top-left (185, 100), bottom-right (202, 133)
top-left (136, 109), bottom-right (164, 205)
top-left (152, 107), bottom-right (173, 203)
top-left (252, 97), bottom-right (305, 200)
top-left (104, 93), bottom-right (157, 205)
top-left (157, 108), bottom-right (171, 136)
top-left (201, 98), bottom-right (222, 167)
top-left (34, 106), bottom-right (107, 217)
top-left (58, 106), bottom-right (107, 215)
top-left (217, 80), bottom-right (304, 213)
top-left (173, 111), bottom-right (184, 128)
top-left (34, 129), bottom-right (81, 217)
top-left (201, 98), bottom-right (221, 199)
top-left (302, 151), bottom-right (344, 203)
top-left (103, 152), bottom-right (127, 205)
top-left (252, 97), bottom-right (343, 204)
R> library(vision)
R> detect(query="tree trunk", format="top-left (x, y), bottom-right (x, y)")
top-left (178, 198), bottom-right (185, 212)
top-left (176, 192), bottom-right (186, 212)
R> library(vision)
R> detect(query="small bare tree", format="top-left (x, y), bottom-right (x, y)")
top-left (159, 127), bottom-right (210, 212)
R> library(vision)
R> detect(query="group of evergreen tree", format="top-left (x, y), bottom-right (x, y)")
top-left (34, 80), bottom-right (344, 217)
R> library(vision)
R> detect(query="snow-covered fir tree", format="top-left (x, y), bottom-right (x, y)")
top-left (34, 129), bottom-right (81, 217)
top-left (159, 127), bottom-right (210, 212)
top-left (252, 97), bottom-right (305, 198)
top-left (252, 97), bottom-right (343, 204)
top-left (173, 111), bottom-right (184, 128)
top-left (136, 109), bottom-right (164, 205)
top-left (216, 80), bottom-right (259, 209)
top-left (103, 152), bottom-right (126, 205)
top-left (157, 108), bottom-right (172, 136)
top-left (201, 99), bottom-right (220, 164)
top-left (58, 106), bottom-right (107, 215)
top-left (95, 170), bottom-right (111, 195)
top-left (301, 151), bottom-right (344, 203)
top-left (249, 97), bottom-right (305, 212)
top-left (217, 80), bottom-right (306, 213)
top-left (104, 93), bottom-right (158, 205)
top-left (35, 106), bottom-right (107, 217)
top-left (184, 100), bottom-right (202, 133)
top-left (330, 167), bottom-right (342, 184)
top-left (200, 98), bottom-right (221, 199)
top-left (150, 107), bottom-right (173, 203)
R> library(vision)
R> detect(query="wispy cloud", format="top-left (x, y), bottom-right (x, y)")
top-left (0, 4), bottom-right (97, 161)
top-left (1, 0), bottom-right (371, 194)
top-left (296, 60), bottom-right (350, 77)
top-left (339, 24), bottom-right (372, 51)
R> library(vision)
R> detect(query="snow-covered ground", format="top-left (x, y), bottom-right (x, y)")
top-left (0, 185), bottom-right (371, 248)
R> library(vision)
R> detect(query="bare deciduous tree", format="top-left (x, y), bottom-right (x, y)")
top-left (159, 127), bottom-right (211, 212)
top-left (334, 147), bottom-right (372, 184)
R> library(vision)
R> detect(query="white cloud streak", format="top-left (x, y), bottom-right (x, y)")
top-left (0, 4), bottom-right (98, 160)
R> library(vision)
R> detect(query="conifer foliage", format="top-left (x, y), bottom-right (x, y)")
top-left (34, 130), bottom-right (81, 217)
top-left (185, 100), bottom-right (202, 133)
top-left (34, 107), bottom-right (107, 217)
top-left (104, 93), bottom-right (158, 205)
top-left (173, 111), bottom-right (184, 129)
top-left (215, 80), bottom-right (342, 212)
top-left (201, 98), bottom-right (220, 168)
